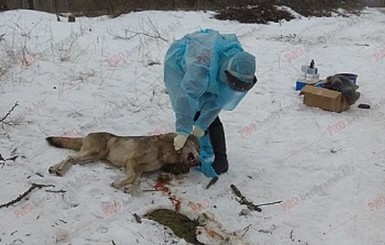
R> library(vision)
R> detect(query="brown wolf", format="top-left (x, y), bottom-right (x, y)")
top-left (46, 132), bottom-right (199, 193)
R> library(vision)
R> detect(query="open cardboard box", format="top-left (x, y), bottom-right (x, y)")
top-left (300, 85), bottom-right (350, 113)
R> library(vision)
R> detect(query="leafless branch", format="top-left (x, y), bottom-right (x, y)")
top-left (240, 224), bottom-right (252, 238)
top-left (230, 184), bottom-right (262, 212)
top-left (45, 189), bottom-right (66, 193)
top-left (107, 18), bottom-right (167, 42)
top-left (256, 200), bottom-right (282, 207)
top-left (0, 101), bottom-right (19, 124)
top-left (142, 189), bottom-right (160, 192)
top-left (108, 29), bottom-right (167, 42)
top-left (230, 184), bottom-right (282, 212)
top-left (0, 154), bottom-right (18, 165)
top-left (0, 183), bottom-right (55, 208)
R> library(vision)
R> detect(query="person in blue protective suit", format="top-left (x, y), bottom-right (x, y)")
top-left (163, 29), bottom-right (257, 178)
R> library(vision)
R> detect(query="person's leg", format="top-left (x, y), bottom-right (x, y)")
top-left (207, 117), bottom-right (229, 174)
top-left (194, 112), bottom-right (216, 177)
top-left (194, 113), bottom-right (228, 177)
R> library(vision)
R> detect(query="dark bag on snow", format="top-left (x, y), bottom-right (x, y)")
top-left (324, 74), bottom-right (360, 105)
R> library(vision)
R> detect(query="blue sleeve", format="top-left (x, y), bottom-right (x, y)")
top-left (173, 39), bottom-right (213, 135)
top-left (174, 65), bottom-right (209, 135)
top-left (194, 95), bottom-right (221, 131)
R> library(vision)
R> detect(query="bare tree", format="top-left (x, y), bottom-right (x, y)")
top-left (0, 0), bottom-right (8, 10)
top-left (27, 0), bottom-right (34, 9)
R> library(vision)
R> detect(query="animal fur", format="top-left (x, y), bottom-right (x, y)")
top-left (46, 132), bottom-right (199, 192)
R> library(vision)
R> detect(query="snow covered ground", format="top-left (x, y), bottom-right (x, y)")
top-left (0, 7), bottom-right (385, 245)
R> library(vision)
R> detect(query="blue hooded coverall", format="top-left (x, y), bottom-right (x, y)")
top-left (164, 29), bottom-right (256, 177)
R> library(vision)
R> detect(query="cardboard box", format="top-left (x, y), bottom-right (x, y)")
top-left (300, 85), bottom-right (350, 113)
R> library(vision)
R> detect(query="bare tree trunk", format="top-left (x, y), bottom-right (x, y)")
top-left (0, 0), bottom-right (8, 11)
top-left (27, 0), bottom-right (34, 9)
top-left (108, 0), bottom-right (115, 15)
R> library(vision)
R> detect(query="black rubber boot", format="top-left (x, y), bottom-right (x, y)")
top-left (208, 117), bottom-right (229, 175)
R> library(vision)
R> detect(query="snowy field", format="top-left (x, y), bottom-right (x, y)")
top-left (0, 7), bottom-right (385, 245)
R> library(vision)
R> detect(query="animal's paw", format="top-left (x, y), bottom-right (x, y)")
top-left (48, 165), bottom-right (64, 176)
top-left (111, 178), bottom-right (140, 194)
top-left (111, 179), bottom-right (131, 189)
top-left (123, 186), bottom-right (132, 193)
top-left (110, 181), bottom-right (122, 189)
top-left (111, 183), bottom-right (134, 195)
top-left (123, 185), bottom-right (140, 196)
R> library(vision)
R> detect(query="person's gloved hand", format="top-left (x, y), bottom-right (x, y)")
top-left (174, 134), bottom-right (188, 151)
top-left (192, 125), bottom-right (205, 138)
top-left (197, 159), bottom-right (218, 178)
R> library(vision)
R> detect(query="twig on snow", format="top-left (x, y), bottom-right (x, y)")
top-left (0, 154), bottom-right (18, 169)
top-left (45, 189), bottom-right (66, 193)
top-left (290, 229), bottom-right (294, 241)
top-left (230, 184), bottom-right (282, 212)
top-left (142, 189), bottom-right (160, 192)
top-left (240, 224), bottom-right (252, 238)
top-left (133, 213), bottom-right (142, 223)
top-left (148, 61), bottom-right (161, 66)
top-left (0, 101), bottom-right (19, 124)
top-left (230, 184), bottom-right (262, 212)
top-left (0, 183), bottom-right (55, 208)
top-left (256, 200), bottom-right (282, 207)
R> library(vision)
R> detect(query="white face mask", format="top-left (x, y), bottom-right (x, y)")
top-left (221, 82), bottom-right (249, 111)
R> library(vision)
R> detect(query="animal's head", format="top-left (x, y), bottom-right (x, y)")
top-left (179, 134), bottom-right (200, 168)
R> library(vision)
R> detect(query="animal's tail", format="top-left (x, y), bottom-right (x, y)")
top-left (46, 136), bottom-right (83, 151)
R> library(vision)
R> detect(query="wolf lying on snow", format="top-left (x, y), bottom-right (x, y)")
top-left (46, 132), bottom-right (200, 192)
